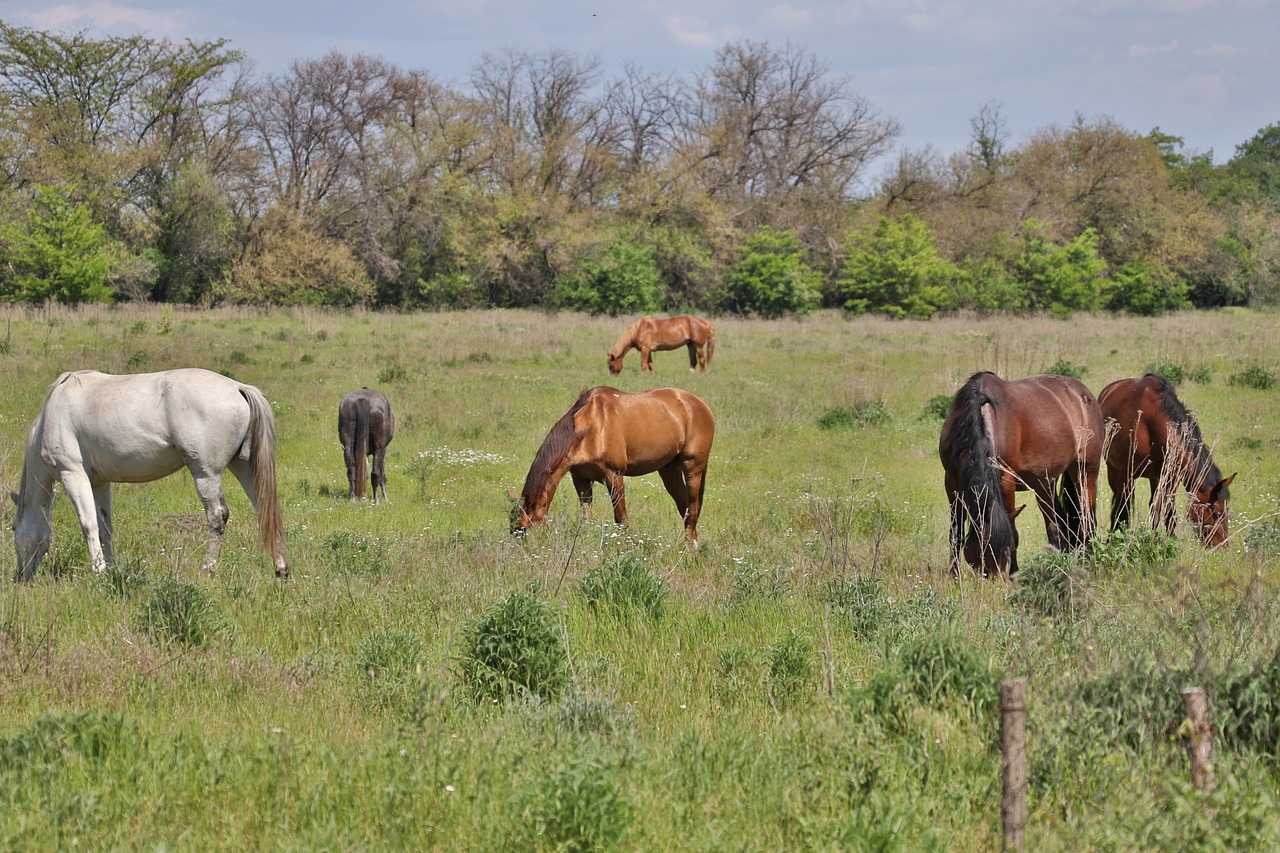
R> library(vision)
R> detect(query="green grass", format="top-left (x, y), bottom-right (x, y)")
top-left (1, 304), bottom-right (1278, 849)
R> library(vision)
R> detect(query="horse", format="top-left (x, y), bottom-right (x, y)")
top-left (509, 387), bottom-right (715, 545)
top-left (1099, 374), bottom-right (1235, 547)
top-left (607, 315), bottom-right (716, 375)
top-left (338, 388), bottom-right (395, 504)
top-left (11, 368), bottom-right (289, 581)
top-left (939, 371), bottom-right (1104, 576)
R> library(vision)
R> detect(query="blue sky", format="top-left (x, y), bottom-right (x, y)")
top-left (3, 0), bottom-right (1276, 178)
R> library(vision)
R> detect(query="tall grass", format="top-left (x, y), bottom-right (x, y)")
top-left (0, 305), bottom-right (1277, 848)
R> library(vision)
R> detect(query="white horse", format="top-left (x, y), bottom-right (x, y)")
top-left (11, 368), bottom-right (290, 581)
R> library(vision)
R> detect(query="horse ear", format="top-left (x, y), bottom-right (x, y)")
top-left (9, 490), bottom-right (18, 505)
top-left (506, 489), bottom-right (520, 504)
top-left (1222, 472), bottom-right (1237, 488)
top-left (1009, 504), bottom-right (1026, 521)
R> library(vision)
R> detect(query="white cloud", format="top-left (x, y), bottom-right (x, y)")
top-left (1195, 43), bottom-right (1244, 57)
top-left (666, 15), bottom-right (742, 48)
top-left (1127, 40), bottom-right (1179, 57)
top-left (761, 4), bottom-right (811, 28)
top-left (23, 2), bottom-right (187, 37)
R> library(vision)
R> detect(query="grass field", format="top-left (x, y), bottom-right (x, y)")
top-left (1, 304), bottom-right (1278, 850)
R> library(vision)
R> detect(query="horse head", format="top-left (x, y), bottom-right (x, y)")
top-left (963, 503), bottom-right (1024, 576)
top-left (606, 350), bottom-right (624, 375)
top-left (11, 489), bottom-right (52, 582)
top-left (1188, 472), bottom-right (1235, 548)
top-left (506, 489), bottom-right (540, 535)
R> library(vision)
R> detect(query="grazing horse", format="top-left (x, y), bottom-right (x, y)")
top-left (11, 369), bottom-right (289, 581)
top-left (939, 371), bottom-right (1104, 576)
top-left (607, 315), bottom-right (716, 374)
top-left (339, 388), bottom-right (395, 504)
top-left (1099, 374), bottom-right (1235, 547)
top-left (509, 387), bottom-right (715, 545)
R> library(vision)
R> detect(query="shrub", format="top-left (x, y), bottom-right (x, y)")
top-left (513, 746), bottom-right (632, 852)
top-left (839, 214), bottom-right (959, 319)
top-left (1218, 645), bottom-right (1280, 753)
top-left (0, 185), bottom-right (116, 304)
top-left (824, 574), bottom-right (889, 640)
top-left (765, 628), bottom-right (814, 708)
top-left (1045, 359), bottom-right (1087, 380)
top-left (1144, 361), bottom-right (1185, 385)
top-left (816, 406), bottom-right (854, 431)
top-left (1106, 260), bottom-right (1189, 315)
top-left (549, 233), bottom-right (664, 316)
top-left (1244, 519), bottom-right (1280, 557)
top-left (1229, 365), bottom-right (1276, 390)
top-left (456, 586), bottom-right (568, 703)
top-left (353, 629), bottom-right (428, 710)
top-left (1011, 550), bottom-right (1089, 619)
top-left (579, 554), bottom-right (667, 621)
top-left (134, 575), bottom-right (227, 648)
top-left (1015, 222), bottom-right (1107, 315)
top-left (1187, 365), bottom-right (1214, 384)
top-left (721, 226), bottom-right (822, 318)
top-left (920, 394), bottom-right (953, 421)
top-left (817, 400), bottom-right (889, 430)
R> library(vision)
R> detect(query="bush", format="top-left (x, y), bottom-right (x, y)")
top-left (579, 554), bottom-right (667, 621)
top-left (1015, 222), bottom-right (1107, 315)
top-left (549, 233), bottom-right (664, 316)
top-left (513, 746), bottom-right (632, 852)
top-left (134, 575), bottom-right (227, 648)
top-left (824, 574), bottom-right (890, 640)
top-left (721, 226), bottom-right (822, 318)
top-left (1229, 365), bottom-right (1276, 390)
top-left (456, 586), bottom-right (568, 703)
top-left (1045, 359), bottom-right (1087, 380)
top-left (765, 628), bottom-right (814, 708)
top-left (1144, 361), bottom-right (1185, 385)
top-left (839, 214), bottom-right (959, 319)
top-left (0, 185), bottom-right (116, 304)
top-left (1106, 260), bottom-right (1189, 315)
top-left (817, 400), bottom-right (889, 430)
top-left (353, 629), bottom-right (428, 711)
top-left (920, 394), bottom-right (953, 421)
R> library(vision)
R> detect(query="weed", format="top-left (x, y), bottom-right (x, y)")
top-left (824, 574), bottom-right (889, 640)
top-left (579, 554), bottom-right (667, 621)
top-left (1144, 361), bottom-right (1184, 384)
top-left (1187, 364), bottom-right (1214, 384)
top-left (512, 745), bottom-right (632, 852)
top-left (134, 575), bottom-right (227, 648)
top-left (1045, 358), bottom-right (1086, 379)
top-left (456, 586), bottom-right (568, 703)
top-left (920, 394), bottom-right (953, 421)
top-left (765, 628), bottom-right (814, 708)
top-left (378, 360), bottom-right (408, 384)
top-left (353, 629), bottom-right (428, 711)
top-left (1229, 365), bottom-right (1276, 390)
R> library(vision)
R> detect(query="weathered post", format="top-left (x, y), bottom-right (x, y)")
top-left (1000, 677), bottom-right (1028, 852)
top-left (1181, 686), bottom-right (1215, 792)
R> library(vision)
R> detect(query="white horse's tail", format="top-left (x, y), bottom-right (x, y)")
top-left (240, 386), bottom-right (289, 577)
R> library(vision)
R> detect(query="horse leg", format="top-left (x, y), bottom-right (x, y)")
top-left (1107, 462), bottom-right (1133, 532)
top-left (641, 347), bottom-right (653, 372)
top-left (677, 458), bottom-right (708, 546)
top-left (191, 470), bottom-right (231, 573)
top-left (603, 471), bottom-right (627, 525)
top-left (1147, 465), bottom-right (1176, 534)
top-left (93, 483), bottom-right (115, 566)
top-left (658, 462), bottom-right (691, 530)
top-left (1029, 477), bottom-right (1065, 550)
top-left (58, 470), bottom-right (110, 573)
top-left (686, 341), bottom-right (697, 372)
top-left (571, 472), bottom-right (594, 519)
top-left (372, 443), bottom-right (390, 505)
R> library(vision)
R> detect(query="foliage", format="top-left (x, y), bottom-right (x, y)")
top-left (352, 629), bottom-right (428, 711)
top-left (1144, 361), bottom-right (1185, 385)
top-left (1105, 260), bottom-right (1189, 315)
top-left (1044, 359), bottom-right (1086, 380)
top-left (218, 214), bottom-right (374, 306)
top-left (817, 399), bottom-right (890, 430)
top-left (456, 586), bottom-right (568, 703)
top-left (839, 214), bottom-right (958, 319)
top-left (920, 394), bottom-right (953, 421)
top-left (549, 232), bottom-right (664, 316)
top-left (1014, 222), bottom-right (1107, 316)
top-left (765, 628), bottom-right (814, 708)
top-left (721, 226), bottom-right (822, 317)
top-left (513, 745), bottom-right (633, 852)
top-left (1228, 365), bottom-right (1276, 390)
top-left (579, 554), bottom-right (668, 621)
top-left (0, 186), bottom-right (116, 304)
top-left (133, 575), bottom-right (228, 648)
top-left (823, 574), bottom-right (889, 640)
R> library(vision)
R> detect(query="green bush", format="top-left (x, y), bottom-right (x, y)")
top-left (579, 554), bottom-right (667, 621)
top-left (721, 226), bottom-right (822, 318)
top-left (353, 629), bottom-right (428, 711)
top-left (513, 746), bottom-right (633, 852)
top-left (920, 394), bottom-right (953, 421)
top-left (1229, 365), bottom-right (1276, 390)
top-left (765, 628), bottom-right (814, 708)
top-left (1144, 361), bottom-right (1185, 385)
top-left (817, 400), bottom-right (889, 430)
top-left (134, 575), bottom-right (227, 648)
top-left (456, 586), bottom-right (568, 703)
top-left (1015, 222), bottom-right (1107, 315)
top-left (824, 574), bottom-right (889, 640)
top-left (549, 233), bottom-right (664, 316)
top-left (0, 185), bottom-right (116, 304)
top-left (1106, 260), bottom-right (1189, 315)
top-left (1218, 645), bottom-right (1280, 753)
top-left (1044, 358), bottom-right (1087, 380)
top-left (839, 214), bottom-right (959, 319)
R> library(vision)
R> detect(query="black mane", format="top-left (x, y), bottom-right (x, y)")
top-left (946, 371), bottom-right (1016, 561)
top-left (520, 388), bottom-right (592, 505)
top-left (1147, 373), bottom-right (1226, 493)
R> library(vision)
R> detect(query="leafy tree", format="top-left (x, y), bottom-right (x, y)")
top-left (549, 231), bottom-right (664, 315)
top-left (1015, 222), bottom-right (1107, 316)
top-left (0, 186), bottom-right (115, 303)
top-left (1230, 123), bottom-right (1280, 211)
top-left (1105, 260), bottom-right (1189, 315)
top-left (721, 225), bottom-right (822, 317)
top-left (839, 214), bottom-right (958, 319)
top-left (217, 212), bottom-right (373, 306)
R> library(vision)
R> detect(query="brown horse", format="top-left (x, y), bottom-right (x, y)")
top-left (509, 387), bottom-right (715, 544)
top-left (1099, 374), bottom-right (1235, 547)
top-left (607, 315), bottom-right (716, 374)
top-left (339, 388), bottom-right (396, 504)
top-left (939, 371), bottom-right (1104, 576)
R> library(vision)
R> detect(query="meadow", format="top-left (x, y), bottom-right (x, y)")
top-left (1, 304), bottom-right (1278, 850)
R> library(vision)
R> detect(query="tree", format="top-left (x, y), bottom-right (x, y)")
top-left (1014, 223), bottom-right (1107, 316)
top-left (1229, 123), bottom-right (1280, 210)
top-left (721, 225), bottom-right (822, 317)
top-left (548, 230), bottom-right (663, 315)
top-left (0, 185), bottom-right (115, 303)
top-left (839, 215), bottom-right (958, 319)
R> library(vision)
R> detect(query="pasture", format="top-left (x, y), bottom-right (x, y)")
top-left (1, 305), bottom-right (1278, 850)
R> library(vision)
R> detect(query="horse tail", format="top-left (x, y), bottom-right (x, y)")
top-left (705, 324), bottom-right (716, 368)
top-left (240, 386), bottom-right (289, 573)
top-left (353, 397), bottom-right (370, 500)
top-left (951, 374), bottom-right (1015, 561)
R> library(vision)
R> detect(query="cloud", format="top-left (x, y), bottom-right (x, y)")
top-left (761, 4), bottom-right (811, 28)
top-left (1195, 43), bottom-right (1244, 57)
top-left (22, 2), bottom-right (188, 37)
top-left (666, 15), bottom-right (741, 48)
top-left (1127, 40), bottom-right (1179, 57)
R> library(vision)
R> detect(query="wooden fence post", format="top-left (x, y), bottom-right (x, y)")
top-left (1000, 677), bottom-right (1028, 852)
top-left (1181, 686), bottom-right (1215, 792)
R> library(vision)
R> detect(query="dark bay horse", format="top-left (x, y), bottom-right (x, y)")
top-left (339, 388), bottom-right (396, 504)
top-left (607, 315), bottom-right (716, 374)
top-left (11, 369), bottom-right (289, 581)
top-left (1099, 374), bottom-right (1235, 547)
top-left (509, 387), bottom-right (715, 545)
top-left (939, 371), bottom-right (1104, 575)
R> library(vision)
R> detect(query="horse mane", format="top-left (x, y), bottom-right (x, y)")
top-left (949, 372), bottom-right (1016, 557)
top-left (1147, 373), bottom-right (1226, 492)
top-left (521, 388), bottom-right (592, 504)
top-left (608, 318), bottom-right (646, 357)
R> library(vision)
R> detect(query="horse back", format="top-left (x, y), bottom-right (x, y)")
top-left (985, 374), bottom-right (1103, 475)
top-left (575, 387), bottom-right (714, 473)
top-left (1099, 375), bottom-right (1166, 466)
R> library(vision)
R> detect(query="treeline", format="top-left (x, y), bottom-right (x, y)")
top-left (1, 22), bottom-right (1277, 316)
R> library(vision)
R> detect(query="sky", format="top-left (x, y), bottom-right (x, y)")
top-left (2, 0), bottom-right (1277, 180)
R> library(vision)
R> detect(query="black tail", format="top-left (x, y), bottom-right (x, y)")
top-left (353, 398), bottom-right (370, 499)
top-left (1058, 472), bottom-right (1086, 550)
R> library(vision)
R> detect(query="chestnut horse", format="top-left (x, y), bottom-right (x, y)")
top-left (939, 371), bottom-right (1103, 575)
top-left (339, 388), bottom-right (396, 504)
top-left (1099, 374), bottom-right (1235, 547)
top-left (509, 387), bottom-right (715, 545)
top-left (607, 315), bottom-right (715, 374)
